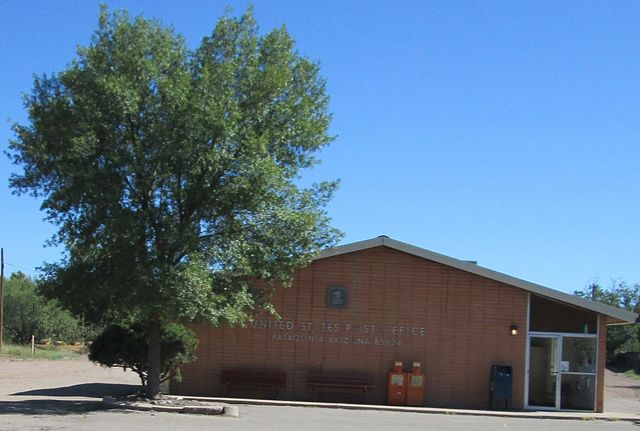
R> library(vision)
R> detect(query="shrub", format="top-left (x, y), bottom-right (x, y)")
top-left (89, 322), bottom-right (198, 387)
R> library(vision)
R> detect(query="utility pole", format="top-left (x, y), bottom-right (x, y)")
top-left (0, 248), bottom-right (4, 350)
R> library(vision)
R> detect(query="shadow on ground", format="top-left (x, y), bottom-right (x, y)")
top-left (0, 383), bottom-right (140, 415)
top-left (12, 383), bottom-right (140, 398)
top-left (0, 398), bottom-right (107, 415)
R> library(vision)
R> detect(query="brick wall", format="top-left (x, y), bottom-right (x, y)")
top-left (596, 317), bottom-right (607, 412)
top-left (174, 246), bottom-right (529, 409)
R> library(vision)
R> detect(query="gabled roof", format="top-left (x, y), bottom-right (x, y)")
top-left (315, 236), bottom-right (638, 325)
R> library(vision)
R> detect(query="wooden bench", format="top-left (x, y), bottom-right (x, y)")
top-left (220, 368), bottom-right (286, 398)
top-left (307, 372), bottom-right (373, 401)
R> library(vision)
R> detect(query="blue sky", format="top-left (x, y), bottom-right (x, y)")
top-left (1, 1), bottom-right (638, 294)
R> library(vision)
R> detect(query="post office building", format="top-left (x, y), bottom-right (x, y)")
top-left (172, 236), bottom-right (638, 412)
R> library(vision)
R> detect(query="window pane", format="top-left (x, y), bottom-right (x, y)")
top-left (561, 337), bottom-right (596, 373)
top-left (560, 374), bottom-right (595, 410)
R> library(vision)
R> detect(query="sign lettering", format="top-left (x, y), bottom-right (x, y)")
top-left (247, 319), bottom-right (426, 346)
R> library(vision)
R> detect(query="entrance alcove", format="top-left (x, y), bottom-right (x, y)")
top-left (527, 295), bottom-right (598, 411)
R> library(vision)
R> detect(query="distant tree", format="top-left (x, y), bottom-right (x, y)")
top-left (89, 322), bottom-right (198, 386)
top-left (9, 271), bottom-right (29, 281)
top-left (3, 273), bottom-right (88, 343)
top-left (8, 6), bottom-right (340, 398)
top-left (575, 281), bottom-right (640, 359)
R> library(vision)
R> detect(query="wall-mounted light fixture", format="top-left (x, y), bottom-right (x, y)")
top-left (510, 324), bottom-right (518, 336)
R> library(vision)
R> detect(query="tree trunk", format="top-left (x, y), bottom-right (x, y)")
top-left (146, 316), bottom-right (162, 399)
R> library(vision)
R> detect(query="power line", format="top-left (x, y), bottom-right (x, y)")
top-left (5, 262), bottom-right (39, 274)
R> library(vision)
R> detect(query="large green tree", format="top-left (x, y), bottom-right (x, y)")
top-left (8, 7), bottom-right (340, 398)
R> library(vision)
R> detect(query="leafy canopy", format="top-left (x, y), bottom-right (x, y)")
top-left (8, 6), bottom-right (341, 328)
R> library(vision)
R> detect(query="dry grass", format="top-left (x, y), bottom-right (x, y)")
top-left (0, 343), bottom-right (86, 360)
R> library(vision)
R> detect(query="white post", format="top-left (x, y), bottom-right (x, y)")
top-left (31, 335), bottom-right (35, 355)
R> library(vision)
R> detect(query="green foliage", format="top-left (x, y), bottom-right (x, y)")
top-left (8, 5), bottom-right (340, 397)
top-left (3, 272), bottom-right (96, 344)
top-left (89, 322), bottom-right (198, 386)
top-left (624, 369), bottom-right (640, 380)
top-left (9, 6), bottom-right (340, 325)
top-left (575, 281), bottom-right (640, 358)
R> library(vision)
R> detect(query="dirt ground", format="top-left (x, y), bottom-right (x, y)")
top-left (604, 368), bottom-right (640, 413)
top-left (0, 356), bottom-right (140, 416)
top-left (0, 357), bottom-right (139, 395)
top-left (0, 357), bottom-right (638, 413)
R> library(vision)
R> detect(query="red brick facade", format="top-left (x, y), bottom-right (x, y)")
top-left (174, 246), bottom-right (537, 408)
top-left (173, 244), bottom-right (611, 411)
top-left (596, 317), bottom-right (607, 412)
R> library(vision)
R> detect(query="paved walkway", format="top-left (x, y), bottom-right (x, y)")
top-left (169, 367), bottom-right (640, 422)
top-left (176, 395), bottom-right (640, 422)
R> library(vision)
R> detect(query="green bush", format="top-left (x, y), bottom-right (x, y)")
top-left (3, 272), bottom-right (96, 344)
top-left (89, 322), bottom-right (198, 387)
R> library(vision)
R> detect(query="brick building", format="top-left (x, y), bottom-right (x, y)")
top-left (172, 236), bottom-right (638, 412)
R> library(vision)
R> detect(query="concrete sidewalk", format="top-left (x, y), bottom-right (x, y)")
top-left (174, 395), bottom-right (640, 422)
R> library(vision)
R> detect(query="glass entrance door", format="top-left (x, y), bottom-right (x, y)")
top-left (528, 334), bottom-right (597, 410)
top-left (528, 336), bottom-right (559, 408)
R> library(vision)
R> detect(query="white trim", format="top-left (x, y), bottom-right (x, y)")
top-left (315, 237), bottom-right (638, 323)
top-left (557, 336), bottom-right (563, 409)
top-left (529, 331), bottom-right (597, 338)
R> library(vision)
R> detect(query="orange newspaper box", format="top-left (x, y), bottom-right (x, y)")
top-left (406, 361), bottom-right (425, 406)
top-left (387, 361), bottom-right (407, 405)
